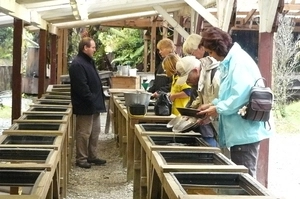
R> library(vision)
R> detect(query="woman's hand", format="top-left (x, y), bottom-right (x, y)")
top-left (197, 103), bottom-right (218, 117)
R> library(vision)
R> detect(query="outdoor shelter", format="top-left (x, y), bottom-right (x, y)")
top-left (1, 0), bottom-right (298, 188)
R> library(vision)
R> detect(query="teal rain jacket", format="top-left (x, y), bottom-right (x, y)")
top-left (212, 43), bottom-right (272, 147)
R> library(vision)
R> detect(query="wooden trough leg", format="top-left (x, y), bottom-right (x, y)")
top-left (133, 134), bottom-right (141, 199)
top-left (149, 168), bottom-right (161, 199)
top-left (140, 147), bottom-right (147, 199)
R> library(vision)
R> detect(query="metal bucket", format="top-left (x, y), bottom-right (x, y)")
top-left (124, 91), bottom-right (152, 107)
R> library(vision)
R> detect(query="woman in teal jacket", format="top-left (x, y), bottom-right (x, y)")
top-left (198, 27), bottom-right (272, 177)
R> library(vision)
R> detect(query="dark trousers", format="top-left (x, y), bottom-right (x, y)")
top-left (230, 141), bottom-right (260, 178)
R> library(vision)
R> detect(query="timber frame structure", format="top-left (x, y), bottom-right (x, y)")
top-left (0, 0), bottom-right (297, 189)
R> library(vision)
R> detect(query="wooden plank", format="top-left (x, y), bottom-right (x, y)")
top-left (38, 29), bottom-right (47, 98)
top-left (111, 76), bottom-right (141, 89)
top-left (150, 17), bottom-right (156, 73)
top-left (57, 29), bottom-right (63, 84)
top-left (257, 32), bottom-right (273, 187)
top-left (185, 0), bottom-right (218, 27)
top-left (11, 19), bottom-right (23, 122)
top-left (153, 5), bottom-right (189, 39)
top-left (242, 9), bottom-right (257, 25)
top-left (50, 35), bottom-right (58, 85)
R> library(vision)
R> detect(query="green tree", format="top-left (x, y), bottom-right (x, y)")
top-left (99, 28), bottom-right (145, 68)
top-left (0, 27), bottom-right (13, 59)
top-left (273, 14), bottom-right (300, 117)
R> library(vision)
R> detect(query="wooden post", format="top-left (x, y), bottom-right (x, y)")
top-left (196, 14), bottom-right (204, 34)
top-left (50, 34), bottom-right (58, 84)
top-left (38, 29), bottom-right (47, 98)
top-left (162, 20), bottom-right (168, 38)
top-left (11, 19), bottom-right (23, 122)
top-left (57, 29), bottom-right (63, 83)
top-left (150, 17), bottom-right (157, 73)
top-left (257, 32), bottom-right (273, 187)
top-left (143, 30), bottom-right (149, 72)
top-left (62, 29), bottom-right (69, 75)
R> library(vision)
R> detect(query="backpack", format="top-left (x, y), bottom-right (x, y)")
top-left (154, 92), bottom-right (172, 116)
top-left (239, 78), bottom-right (273, 125)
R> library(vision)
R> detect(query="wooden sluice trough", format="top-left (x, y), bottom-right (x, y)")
top-left (24, 106), bottom-right (72, 116)
top-left (14, 112), bottom-right (73, 177)
top-left (112, 93), bottom-right (176, 182)
top-left (133, 123), bottom-right (222, 199)
top-left (2, 121), bottom-right (69, 199)
top-left (163, 172), bottom-right (277, 199)
top-left (34, 99), bottom-right (71, 106)
top-left (0, 146), bottom-right (61, 198)
top-left (0, 134), bottom-right (63, 150)
top-left (44, 91), bottom-right (70, 96)
top-left (0, 147), bottom-right (59, 170)
top-left (5, 122), bottom-right (68, 135)
top-left (149, 150), bottom-right (248, 199)
top-left (42, 93), bottom-right (71, 100)
top-left (0, 169), bottom-right (53, 198)
top-left (46, 84), bottom-right (70, 92)
top-left (16, 113), bottom-right (69, 124)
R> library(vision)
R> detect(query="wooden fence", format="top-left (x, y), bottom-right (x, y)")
top-left (0, 65), bottom-right (12, 92)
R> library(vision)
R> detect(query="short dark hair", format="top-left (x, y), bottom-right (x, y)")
top-left (200, 27), bottom-right (233, 57)
top-left (78, 37), bottom-right (93, 52)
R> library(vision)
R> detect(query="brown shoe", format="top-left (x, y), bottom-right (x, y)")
top-left (87, 158), bottom-right (106, 165)
top-left (76, 162), bottom-right (91, 169)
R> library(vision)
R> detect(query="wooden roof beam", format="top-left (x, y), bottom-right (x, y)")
top-left (0, 0), bottom-right (54, 33)
top-left (284, 3), bottom-right (300, 10)
top-left (69, 0), bottom-right (88, 20)
top-left (258, 0), bottom-right (280, 33)
top-left (243, 9), bottom-right (257, 25)
top-left (184, 0), bottom-right (218, 27)
top-left (53, 10), bottom-right (159, 29)
top-left (100, 18), bottom-right (164, 29)
top-left (217, 0), bottom-right (235, 31)
top-left (153, 5), bottom-right (189, 39)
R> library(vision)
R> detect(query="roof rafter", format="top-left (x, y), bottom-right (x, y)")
top-left (184, 0), bottom-right (218, 27)
top-left (0, 0), bottom-right (51, 32)
top-left (153, 5), bottom-right (189, 39)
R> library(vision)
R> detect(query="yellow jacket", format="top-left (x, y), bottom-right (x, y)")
top-left (171, 75), bottom-right (191, 115)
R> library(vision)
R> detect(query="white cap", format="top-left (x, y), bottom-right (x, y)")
top-left (176, 56), bottom-right (200, 85)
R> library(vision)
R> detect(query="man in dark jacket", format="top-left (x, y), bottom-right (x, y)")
top-left (69, 37), bottom-right (106, 169)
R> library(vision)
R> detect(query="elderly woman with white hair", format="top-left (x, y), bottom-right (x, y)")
top-left (183, 33), bottom-right (207, 58)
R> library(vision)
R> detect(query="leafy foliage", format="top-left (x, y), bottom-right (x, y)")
top-left (0, 27), bottom-right (13, 59)
top-left (273, 14), bottom-right (300, 117)
top-left (99, 28), bottom-right (145, 68)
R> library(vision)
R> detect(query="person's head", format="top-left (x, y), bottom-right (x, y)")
top-left (183, 34), bottom-right (206, 59)
top-left (78, 37), bottom-right (96, 58)
top-left (162, 53), bottom-right (180, 77)
top-left (157, 38), bottom-right (176, 58)
top-left (176, 56), bottom-right (201, 86)
top-left (200, 27), bottom-right (233, 61)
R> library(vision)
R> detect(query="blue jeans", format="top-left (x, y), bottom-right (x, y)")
top-left (202, 137), bottom-right (218, 147)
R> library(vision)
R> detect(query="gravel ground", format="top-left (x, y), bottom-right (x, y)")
top-left (66, 129), bottom-right (133, 199)
top-left (0, 95), bottom-right (299, 199)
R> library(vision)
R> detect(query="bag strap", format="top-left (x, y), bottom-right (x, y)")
top-left (254, 77), bottom-right (267, 87)
top-left (210, 67), bottom-right (217, 84)
top-left (264, 121), bottom-right (271, 131)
